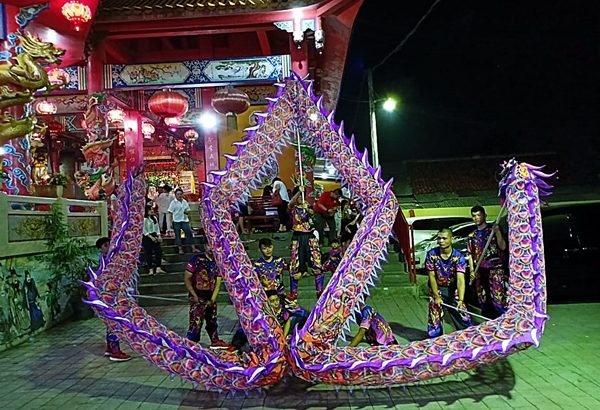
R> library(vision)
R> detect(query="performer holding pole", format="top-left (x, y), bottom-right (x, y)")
top-left (425, 228), bottom-right (473, 337)
top-left (467, 204), bottom-right (508, 319)
top-left (288, 128), bottom-right (323, 299)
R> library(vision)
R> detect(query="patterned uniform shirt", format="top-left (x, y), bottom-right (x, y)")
top-left (291, 206), bottom-right (314, 233)
top-left (467, 226), bottom-right (505, 268)
top-left (186, 253), bottom-right (219, 293)
top-left (254, 256), bottom-right (288, 294)
top-left (425, 248), bottom-right (467, 287)
top-left (357, 305), bottom-right (396, 346)
top-left (323, 247), bottom-right (342, 272)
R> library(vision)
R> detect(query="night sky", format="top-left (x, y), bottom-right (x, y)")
top-left (334, 0), bottom-right (599, 166)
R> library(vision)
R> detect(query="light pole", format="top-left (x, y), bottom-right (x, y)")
top-left (367, 69), bottom-right (397, 169)
top-left (367, 68), bottom-right (379, 169)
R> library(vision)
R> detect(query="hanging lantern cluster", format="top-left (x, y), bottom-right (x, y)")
top-left (106, 108), bottom-right (125, 125)
top-left (61, 0), bottom-right (92, 32)
top-left (164, 117), bottom-right (181, 128)
top-left (184, 129), bottom-right (199, 142)
top-left (211, 86), bottom-right (250, 130)
top-left (142, 122), bottom-right (155, 139)
top-left (35, 100), bottom-right (57, 115)
top-left (47, 68), bottom-right (70, 86)
top-left (148, 90), bottom-right (189, 118)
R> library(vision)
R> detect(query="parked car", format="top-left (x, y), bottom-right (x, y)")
top-left (413, 221), bottom-right (479, 272)
top-left (456, 202), bottom-right (600, 304)
top-left (406, 215), bottom-right (472, 247)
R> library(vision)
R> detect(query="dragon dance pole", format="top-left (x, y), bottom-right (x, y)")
top-left (440, 302), bottom-right (492, 322)
top-left (296, 127), bottom-right (305, 203)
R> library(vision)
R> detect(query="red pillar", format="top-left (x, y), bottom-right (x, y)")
top-left (201, 88), bottom-right (219, 182)
top-left (86, 42), bottom-right (105, 93)
top-left (124, 111), bottom-right (143, 170)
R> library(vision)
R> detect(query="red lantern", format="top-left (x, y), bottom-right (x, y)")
top-left (35, 100), bottom-right (57, 115)
top-left (148, 90), bottom-right (189, 118)
top-left (184, 129), bottom-right (199, 141)
top-left (142, 122), bottom-right (155, 139)
top-left (211, 86), bottom-right (250, 115)
top-left (164, 117), bottom-right (181, 128)
top-left (106, 109), bottom-right (125, 125)
top-left (47, 68), bottom-right (70, 86)
top-left (61, 1), bottom-right (92, 32)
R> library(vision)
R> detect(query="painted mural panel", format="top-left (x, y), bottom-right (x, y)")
top-left (107, 55), bottom-right (291, 89)
top-left (0, 249), bottom-right (99, 350)
top-left (0, 257), bottom-right (55, 347)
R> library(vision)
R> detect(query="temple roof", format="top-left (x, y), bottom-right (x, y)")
top-left (96, 0), bottom-right (321, 20)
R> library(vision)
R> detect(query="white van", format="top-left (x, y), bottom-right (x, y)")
top-left (406, 215), bottom-right (472, 246)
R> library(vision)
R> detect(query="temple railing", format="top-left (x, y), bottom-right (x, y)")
top-left (0, 193), bottom-right (108, 259)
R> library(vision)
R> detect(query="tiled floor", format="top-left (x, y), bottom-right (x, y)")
top-left (1, 289), bottom-right (599, 409)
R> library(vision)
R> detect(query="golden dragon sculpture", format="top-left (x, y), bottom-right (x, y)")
top-left (0, 31), bottom-right (66, 145)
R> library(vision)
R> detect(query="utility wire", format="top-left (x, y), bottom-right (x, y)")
top-left (372, 0), bottom-right (443, 72)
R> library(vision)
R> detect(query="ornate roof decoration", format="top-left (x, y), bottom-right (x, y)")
top-left (96, 0), bottom-right (321, 21)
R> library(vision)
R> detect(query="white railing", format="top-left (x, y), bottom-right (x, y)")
top-left (0, 192), bottom-right (108, 258)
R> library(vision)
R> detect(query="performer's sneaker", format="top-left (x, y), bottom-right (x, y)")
top-left (209, 339), bottom-right (230, 350)
top-left (109, 350), bottom-right (132, 362)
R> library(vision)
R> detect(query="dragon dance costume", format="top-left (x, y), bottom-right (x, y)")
top-left (425, 248), bottom-right (473, 337)
top-left (289, 205), bottom-right (323, 299)
top-left (185, 253), bottom-right (221, 343)
top-left (467, 225), bottom-right (508, 318)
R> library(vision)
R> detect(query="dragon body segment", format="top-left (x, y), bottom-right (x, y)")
top-left (83, 75), bottom-right (550, 391)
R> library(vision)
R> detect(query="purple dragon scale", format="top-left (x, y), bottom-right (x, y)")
top-left (83, 75), bottom-right (550, 390)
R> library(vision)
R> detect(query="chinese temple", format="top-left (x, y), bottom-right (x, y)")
top-left (0, 0), bottom-right (363, 200)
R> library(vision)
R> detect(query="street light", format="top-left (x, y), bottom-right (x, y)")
top-left (367, 68), bottom-right (398, 169)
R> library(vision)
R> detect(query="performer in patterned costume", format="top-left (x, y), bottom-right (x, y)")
top-left (96, 237), bottom-right (131, 362)
top-left (183, 247), bottom-right (228, 348)
top-left (322, 238), bottom-right (342, 274)
top-left (288, 187), bottom-right (323, 300)
top-left (426, 228), bottom-right (473, 337)
top-left (467, 205), bottom-right (508, 319)
top-left (230, 290), bottom-right (309, 351)
top-left (350, 305), bottom-right (397, 346)
top-left (253, 238), bottom-right (288, 300)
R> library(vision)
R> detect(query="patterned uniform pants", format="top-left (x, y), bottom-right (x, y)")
top-left (475, 266), bottom-right (508, 319)
top-left (428, 286), bottom-right (473, 338)
top-left (186, 297), bottom-right (219, 343)
top-left (289, 232), bottom-right (323, 298)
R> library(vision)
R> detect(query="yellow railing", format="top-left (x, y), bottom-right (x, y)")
top-left (0, 192), bottom-right (108, 258)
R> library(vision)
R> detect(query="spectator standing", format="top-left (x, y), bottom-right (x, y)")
top-left (168, 188), bottom-right (201, 255)
top-left (142, 205), bottom-right (165, 275)
top-left (272, 177), bottom-right (290, 232)
top-left (313, 188), bottom-right (342, 246)
top-left (155, 185), bottom-right (174, 236)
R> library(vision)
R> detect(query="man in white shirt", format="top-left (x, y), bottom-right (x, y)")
top-left (168, 188), bottom-right (201, 254)
top-left (272, 177), bottom-right (290, 232)
top-left (155, 185), bottom-right (175, 236)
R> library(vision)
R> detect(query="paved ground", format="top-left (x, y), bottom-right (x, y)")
top-left (1, 287), bottom-right (599, 410)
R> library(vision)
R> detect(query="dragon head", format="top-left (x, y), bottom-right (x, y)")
top-left (17, 32), bottom-right (65, 65)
